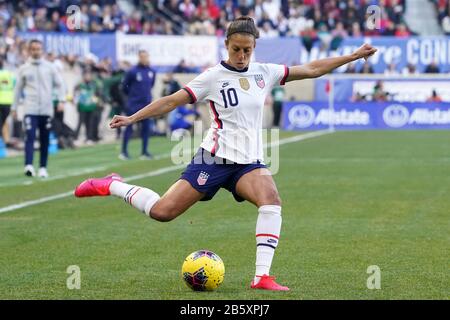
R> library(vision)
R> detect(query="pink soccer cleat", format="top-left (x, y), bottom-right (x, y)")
top-left (250, 275), bottom-right (290, 291)
top-left (74, 173), bottom-right (123, 197)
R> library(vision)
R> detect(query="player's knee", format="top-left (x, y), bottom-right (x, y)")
top-left (149, 202), bottom-right (180, 222)
top-left (259, 189), bottom-right (282, 207)
top-left (149, 208), bottom-right (174, 222)
top-left (271, 193), bottom-right (282, 207)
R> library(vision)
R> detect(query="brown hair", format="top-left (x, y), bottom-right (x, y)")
top-left (226, 16), bottom-right (260, 40)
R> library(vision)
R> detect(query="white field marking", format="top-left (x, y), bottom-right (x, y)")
top-left (266, 128), bottom-right (334, 148)
top-left (0, 129), bottom-right (333, 214)
top-left (0, 153), bottom-right (176, 188)
top-left (0, 167), bottom-right (107, 187)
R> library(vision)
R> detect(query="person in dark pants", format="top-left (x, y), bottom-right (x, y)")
top-left (120, 50), bottom-right (156, 160)
top-left (104, 68), bottom-right (126, 140)
top-left (11, 39), bottom-right (65, 178)
top-left (75, 71), bottom-right (101, 144)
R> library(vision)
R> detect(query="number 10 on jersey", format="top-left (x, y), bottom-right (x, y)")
top-left (220, 88), bottom-right (239, 108)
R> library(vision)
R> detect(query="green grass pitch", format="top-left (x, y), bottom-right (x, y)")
top-left (0, 130), bottom-right (448, 299)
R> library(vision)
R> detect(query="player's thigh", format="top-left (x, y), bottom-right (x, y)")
top-left (150, 179), bottom-right (205, 221)
top-left (235, 168), bottom-right (281, 207)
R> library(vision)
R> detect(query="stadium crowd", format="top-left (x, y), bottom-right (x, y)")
top-left (0, 1), bottom-right (411, 40)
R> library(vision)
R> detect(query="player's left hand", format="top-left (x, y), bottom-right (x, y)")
top-left (354, 43), bottom-right (377, 61)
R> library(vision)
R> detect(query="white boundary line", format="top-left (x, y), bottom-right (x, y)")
top-left (0, 129), bottom-right (333, 214)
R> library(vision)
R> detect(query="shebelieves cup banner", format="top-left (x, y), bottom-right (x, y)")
top-left (283, 102), bottom-right (450, 130)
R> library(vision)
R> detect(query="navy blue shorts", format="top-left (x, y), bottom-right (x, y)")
top-left (180, 148), bottom-right (267, 202)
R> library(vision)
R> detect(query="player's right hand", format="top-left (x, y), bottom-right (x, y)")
top-left (109, 115), bottom-right (132, 129)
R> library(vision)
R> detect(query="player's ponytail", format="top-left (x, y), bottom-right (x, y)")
top-left (226, 16), bottom-right (260, 40)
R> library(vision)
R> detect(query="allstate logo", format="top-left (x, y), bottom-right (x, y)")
top-left (288, 104), bottom-right (316, 129)
top-left (383, 104), bottom-right (410, 128)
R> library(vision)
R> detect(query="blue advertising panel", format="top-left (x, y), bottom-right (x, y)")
top-left (19, 32), bottom-right (116, 62)
top-left (283, 101), bottom-right (450, 130)
top-left (253, 37), bottom-right (450, 74)
top-left (333, 37), bottom-right (450, 74)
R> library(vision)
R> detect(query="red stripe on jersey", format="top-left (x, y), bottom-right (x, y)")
top-left (209, 101), bottom-right (222, 155)
top-left (209, 101), bottom-right (222, 129)
top-left (280, 65), bottom-right (289, 85)
top-left (256, 233), bottom-right (279, 239)
top-left (183, 86), bottom-right (197, 103)
top-left (211, 129), bottom-right (219, 155)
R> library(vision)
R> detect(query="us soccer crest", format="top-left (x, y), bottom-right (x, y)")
top-left (239, 78), bottom-right (250, 91)
top-left (254, 74), bottom-right (265, 89)
top-left (197, 171), bottom-right (210, 186)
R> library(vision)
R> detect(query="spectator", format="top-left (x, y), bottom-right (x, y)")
top-left (179, 0), bottom-right (197, 22)
top-left (317, 23), bottom-right (332, 50)
top-left (360, 61), bottom-right (374, 74)
top-left (173, 59), bottom-right (195, 73)
top-left (350, 21), bottom-right (362, 37)
top-left (168, 104), bottom-right (199, 137)
top-left (427, 89), bottom-right (443, 102)
top-left (424, 60), bottom-right (440, 73)
top-left (351, 91), bottom-right (366, 102)
top-left (344, 62), bottom-right (357, 73)
top-left (372, 80), bottom-right (389, 102)
top-left (402, 62), bottom-right (419, 75)
top-left (104, 67), bottom-right (127, 140)
top-left (330, 21), bottom-right (348, 50)
top-left (300, 23), bottom-right (318, 53)
top-left (74, 71), bottom-right (102, 145)
top-left (394, 23), bottom-right (411, 37)
top-left (382, 20), bottom-right (396, 36)
top-left (262, 0), bottom-right (281, 25)
top-left (384, 62), bottom-right (400, 75)
top-left (259, 21), bottom-right (278, 38)
top-left (161, 72), bottom-right (181, 97)
top-left (47, 52), bottom-right (76, 149)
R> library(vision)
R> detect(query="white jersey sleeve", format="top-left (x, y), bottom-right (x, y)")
top-left (263, 63), bottom-right (289, 88)
top-left (183, 69), bottom-right (213, 104)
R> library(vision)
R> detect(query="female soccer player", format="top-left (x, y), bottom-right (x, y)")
top-left (75, 16), bottom-right (377, 291)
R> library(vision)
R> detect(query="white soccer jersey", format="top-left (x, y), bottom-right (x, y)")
top-left (184, 61), bottom-right (289, 164)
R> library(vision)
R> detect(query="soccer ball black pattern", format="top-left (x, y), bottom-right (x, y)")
top-left (181, 250), bottom-right (225, 291)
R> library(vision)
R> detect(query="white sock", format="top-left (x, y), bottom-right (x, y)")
top-left (254, 205), bottom-right (282, 284)
top-left (110, 181), bottom-right (160, 216)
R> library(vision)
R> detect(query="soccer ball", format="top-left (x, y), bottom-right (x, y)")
top-left (181, 250), bottom-right (225, 291)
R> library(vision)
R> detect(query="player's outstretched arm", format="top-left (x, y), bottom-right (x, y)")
top-left (286, 43), bottom-right (377, 82)
top-left (109, 89), bottom-right (191, 129)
